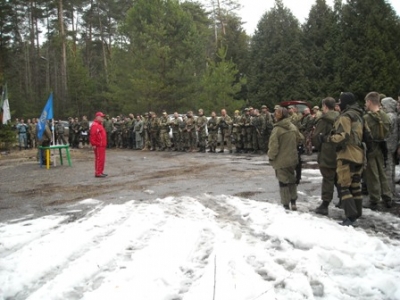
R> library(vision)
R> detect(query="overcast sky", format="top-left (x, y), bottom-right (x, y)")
top-left (238, 0), bottom-right (400, 35)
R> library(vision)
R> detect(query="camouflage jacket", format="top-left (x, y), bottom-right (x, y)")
top-left (311, 110), bottom-right (339, 168)
top-left (268, 118), bottom-right (303, 169)
top-left (195, 115), bottom-right (208, 132)
top-left (329, 105), bottom-right (365, 164)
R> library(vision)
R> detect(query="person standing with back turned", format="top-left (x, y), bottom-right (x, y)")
top-left (90, 112), bottom-right (108, 178)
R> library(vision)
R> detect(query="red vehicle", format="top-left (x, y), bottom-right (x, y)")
top-left (279, 100), bottom-right (312, 113)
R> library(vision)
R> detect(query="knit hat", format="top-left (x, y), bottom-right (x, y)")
top-left (339, 92), bottom-right (356, 111)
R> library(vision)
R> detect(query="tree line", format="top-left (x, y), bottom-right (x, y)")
top-left (0, 0), bottom-right (399, 120)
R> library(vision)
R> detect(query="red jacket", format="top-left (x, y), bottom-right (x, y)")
top-left (90, 119), bottom-right (107, 147)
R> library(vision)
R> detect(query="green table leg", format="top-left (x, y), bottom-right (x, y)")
top-left (66, 146), bottom-right (72, 166)
top-left (59, 148), bottom-right (63, 165)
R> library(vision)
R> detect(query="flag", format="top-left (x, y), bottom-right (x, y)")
top-left (2, 84), bottom-right (11, 125)
top-left (37, 93), bottom-right (53, 140)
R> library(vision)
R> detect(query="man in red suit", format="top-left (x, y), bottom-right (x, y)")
top-left (90, 112), bottom-right (108, 178)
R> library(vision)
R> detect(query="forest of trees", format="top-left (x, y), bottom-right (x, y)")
top-left (1, 0), bottom-right (400, 119)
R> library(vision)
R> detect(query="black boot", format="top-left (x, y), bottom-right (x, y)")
top-left (290, 199), bottom-right (297, 211)
top-left (315, 201), bottom-right (329, 216)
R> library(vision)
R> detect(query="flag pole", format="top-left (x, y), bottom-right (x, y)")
top-left (52, 118), bottom-right (56, 166)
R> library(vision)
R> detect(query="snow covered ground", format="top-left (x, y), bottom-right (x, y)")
top-left (1, 191), bottom-right (400, 300)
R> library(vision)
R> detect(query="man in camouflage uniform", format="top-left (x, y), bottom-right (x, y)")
top-left (159, 111), bottom-right (172, 151)
top-left (68, 117), bottom-right (75, 147)
top-left (56, 119), bottom-right (67, 145)
top-left (272, 105), bottom-right (280, 123)
top-left (364, 92), bottom-right (392, 210)
top-left (185, 111), bottom-right (196, 152)
top-left (217, 109), bottom-right (233, 153)
top-left (381, 97), bottom-right (398, 199)
top-left (232, 110), bottom-right (243, 153)
top-left (170, 112), bottom-right (182, 151)
top-left (80, 115), bottom-right (90, 148)
top-left (134, 115), bottom-right (143, 150)
top-left (324, 92), bottom-right (367, 226)
top-left (196, 109), bottom-right (208, 153)
top-left (126, 113), bottom-right (136, 149)
top-left (261, 105), bottom-right (273, 152)
top-left (72, 117), bottom-right (81, 148)
top-left (180, 114), bottom-right (188, 152)
top-left (268, 107), bottom-right (304, 210)
top-left (103, 115), bottom-right (113, 148)
top-left (250, 109), bottom-right (264, 154)
top-left (30, 118), bottom-right (38, 148)
top-left (300, 107), bottom-right (315, 155)
top-left (288, 106), bottom-right (301, 128)
top-left (149, 112), bottom-right (160, 151)
top-left (142, 113), bottom-right (151, 151)
top-left (113, 116), bottom-right (123, 148)
top-left (312, 97), bottom-right (340, 215)
top-left (241, 108), bottom-right (252, 153)
top-left (207, 111), bottom-right (218, 153)
top-left (313, 106), bottom-right (322, 119)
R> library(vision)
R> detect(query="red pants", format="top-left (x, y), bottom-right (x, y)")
top-left (94, 146), bottom-right (106, 176)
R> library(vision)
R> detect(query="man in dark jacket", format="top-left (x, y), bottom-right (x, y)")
top-left (268, 107), bottom-right (304, 210)
top-left (90, 112), bottom-right (107, 178)
top-left (312, 97), bottom-right (340, 215)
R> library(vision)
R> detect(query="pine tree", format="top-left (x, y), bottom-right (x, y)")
top-left (247, 0), bottom-right (309, 108)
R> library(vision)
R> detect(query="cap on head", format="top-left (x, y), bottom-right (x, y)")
top-left (313, 106), bottom-right (319, 110)
top-left (274, 105), bottom-right (281, 110)
top-left (261, 105), bottom-right (267, 109)
top-left (234, 110), bottom-right (239, 114)
top-left (95, 112), bottom-right (105, 117)
top-left (288, 105), bottom-right (294, 109)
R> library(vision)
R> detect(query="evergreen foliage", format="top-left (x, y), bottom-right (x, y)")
top-left (0, 0), bottom-right (400, 116)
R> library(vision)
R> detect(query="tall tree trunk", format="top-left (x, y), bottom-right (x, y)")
top-left (97, 1), bottom-right (108, 84)
top-left (58, 0), bottom-right (68, 109)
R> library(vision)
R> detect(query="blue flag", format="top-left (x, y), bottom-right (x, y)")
top-left (37, 93), bottom-right (53, 140)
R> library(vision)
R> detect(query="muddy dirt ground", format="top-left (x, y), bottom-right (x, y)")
top-left (0, 147), bottom-right (399, 238)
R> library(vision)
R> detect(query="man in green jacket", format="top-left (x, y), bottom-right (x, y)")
top-left (364, 91), bottom-right (392, 210)
top-left (268, 107), bottom-right (304, 210)
top-left (312, 97), bottom-right (340, 215)
top-left (324, 92), bottom-right (367, 226)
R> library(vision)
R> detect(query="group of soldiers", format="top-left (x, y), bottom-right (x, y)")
top-left (269, 91), bottom-right (399, 226)
top-left (98, 105), bottom-right (322, 154)
top-left (13, 118), bottom-right (38, 150)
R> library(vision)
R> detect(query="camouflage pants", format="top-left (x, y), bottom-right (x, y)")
top-left (150, 131), bottom-right (159, 150)
top-left (336, 160), bottom-right (363, 220)
top-left (232, 131), bottom-right (242, 149)
top-left (197, 129), bottom-right (207, 149)
top-left (242, 127), bottom-right (252, 149)
top-left (305, 131), bottom-right (313, 155)
top-left (181, 131), bottom-right (189, 150)
top-left (220, 129), bottom-right (232, 151)
top-left (172, 132), bottom-right (181, 150)
top-left (319, 166), bottom-right (339, 203)
top-left (187, 130), bottom-right (197, 149)
top-left (252, 130), bottom-right (262, 152)
top-left (275, 165), bottom-right (297, 206)
top-left (208, 131), bottom-right (217, 149)
top-left (365, 153), bottom-right (392, 204)
top-left (385, 151), bottom-right (396, 198)
top-left (144, 130), bottom-right (151, 149)
top-left (160, 130), bottom-right (171, 149)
